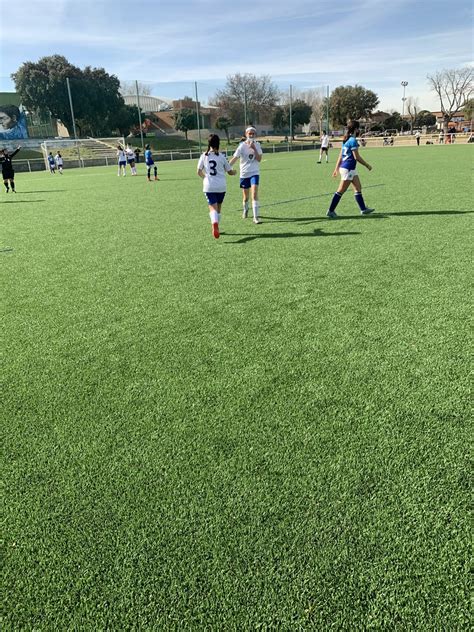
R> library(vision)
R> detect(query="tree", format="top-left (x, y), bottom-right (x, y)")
top-left (120, 81), bottom-right (152, 96)
top-left (215, 116), bottom-right (232, 141)
top-left (291, 88), bottom-right (325, 133)
top-left (405, 96), bottom-right (419, 132)
top-left (462, 98), bottom-right (474, 130)
top-left (329, 85), bottom-right (379, 127)
top-left (110, 105), bottom-right (139, 137)
top-left (12, 55), bottom-right (135, 137)
top-left (173, 108), bottom-right (196, 140)
top-left (416, 110), bottom-right (436, 128)
top-left (427, 67), bottom-right (473, 133)
top-left (383, 111), bottom-right (403, 131)
top-left (272, 106), bottom-right (287, 132)
top-left (211, 73), bottom-right (279, 125)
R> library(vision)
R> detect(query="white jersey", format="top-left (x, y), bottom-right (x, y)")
top-left (55, 154), bottom-right (63, 166)
top-left (117, 149), bottom-right (126, 162)
top-left (321, 134), bottom-right (329, 148)
top-left (233, 140), bottom-right (262, 178)
top-left (197, 151), bottom-right (232, 192)
top-left (126, 148), bottom-right (135, 160)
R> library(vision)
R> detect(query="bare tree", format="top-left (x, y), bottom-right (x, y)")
top-left (120, 81), bottom-right (153, 96)
top-left (427, 67), bottom-right (473, 133)
top-left (405, 96), bottom-right (419, 133)
top-left (211, 73), bottom-right (279, 125)
top-left (295, 89), bottom-right (325, 133)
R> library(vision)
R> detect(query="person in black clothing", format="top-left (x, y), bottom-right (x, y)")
top-left (1, 146), bottom-right (21, 192)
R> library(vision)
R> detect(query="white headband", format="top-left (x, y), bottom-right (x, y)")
top-left (246, 127), bottom-right (256, 134)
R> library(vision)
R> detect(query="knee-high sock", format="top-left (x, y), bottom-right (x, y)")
top-left (147, 167), bottom-right (151, 179)
top-left (209, 209), bottom-right (219, 224)
top-left (252, 201), bottom-right (259, 220)
top-left (154, 166), bottom-right (157, 178)
top-left (4, 180), bottom-right (9, 191)
top-left (10, 180), bottom-right (15, 191)
top-left (354, 192), bottom-right (366, 211)
top-left (328, 192), bottom-right (342, 213)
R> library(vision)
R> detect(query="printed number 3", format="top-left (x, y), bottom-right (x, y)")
top-left (209, 160), bottom-right (217, 176)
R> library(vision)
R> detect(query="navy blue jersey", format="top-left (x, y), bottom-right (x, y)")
top-left (47, 155), bottom-right (55, 166)
top-left (145, 149), bottom-right (154, 165)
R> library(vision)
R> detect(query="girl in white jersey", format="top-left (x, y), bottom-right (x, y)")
top-left (229, 126), bottom-right (263, 224)
top-left (117, 145), bottom-right (127, 176)
top-left (317, 130), bottom-right (330, 164)
top-left (197, 134), bottom-right (235, 239)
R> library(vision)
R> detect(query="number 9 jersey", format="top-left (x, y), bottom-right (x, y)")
top-left (197, 151), bottom-right (232, 192)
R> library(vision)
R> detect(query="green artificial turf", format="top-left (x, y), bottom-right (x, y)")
top-left (2, 145), bottom-right (472, 629)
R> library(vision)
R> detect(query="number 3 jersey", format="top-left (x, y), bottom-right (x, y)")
top-left (232, 141), bottom-right (263, 178)
top-left (197, 151), bottom-right (232, 192)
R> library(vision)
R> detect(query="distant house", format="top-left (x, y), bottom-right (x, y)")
top-left (431, 110), bottom-right (471, 132)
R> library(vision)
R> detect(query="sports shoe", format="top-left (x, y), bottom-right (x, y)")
top-left (326, 210), bottom-right (338, 218)
top-left (253, 218), bottom-right (261, 224)
top-left (317, 160), bottom-right (321, 164)
top-left (361, 207), bottom-right (375, 215)
top-left (155, 177), bottom-right (159, 181)
top-left (212, 222), bottom-right (220, 239)
top-left (242, 209), bottom-right (248, 219)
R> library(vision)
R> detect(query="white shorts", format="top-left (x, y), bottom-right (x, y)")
top-left (339, 167), bottom-right (358, 181)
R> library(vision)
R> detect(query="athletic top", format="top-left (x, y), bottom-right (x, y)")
top-left (117, 149), bottom-right (126, 162)
top-left (144, 149), bottom-right (154, 165)
top-left (126, 148), bottom-right (135, 161)
top-left (232, 140), bottom-right (262, 178)
top-left (321, 134), bottom-right (329, 148)
top-left (340, 136), bottom-right (358, 170)
top-left (47, 155), bottom-right (55, 166)
top-left (197, 151), bottom-right (232, 193)
top-left (55, 154), bottom-right (63, 166)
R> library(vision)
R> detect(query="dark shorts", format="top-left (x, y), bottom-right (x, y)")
top-left (2, 169), bottom-right (14, 179)
top-left (205, 192), bottom-right (225, 205)
top-left (145, 161), bottom-right (155, 167)
top-left (321, 146), bottom-right (329, 153)
top-left (240, 175), bottom-right (260, 189)
top-left (118, 160), bottom-right (126, 167)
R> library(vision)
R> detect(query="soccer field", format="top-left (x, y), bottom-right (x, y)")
top-left (2, 145), bottom-right (472, 628)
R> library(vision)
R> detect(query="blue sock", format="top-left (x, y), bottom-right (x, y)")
top-left (328, 192), bottom-right (342, 213)
top-left (354, 192), bottom-right (366, 211)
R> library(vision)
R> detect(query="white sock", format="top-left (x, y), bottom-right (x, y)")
top-left (217, 212), bottom-right (221, 224)
top-left (243, 201), bottom-right (249, 213)
top-left (209, 210), bottom-right (219, 224)
top-left (252, 201), bottom-right (259, 220)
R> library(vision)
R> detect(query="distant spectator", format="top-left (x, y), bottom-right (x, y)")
top-left (438, 131), bottom-right (444, 144)
top-left (134, 147), bottom-right (140, 163)
top-left (415, 130), bottom-right (421, 146)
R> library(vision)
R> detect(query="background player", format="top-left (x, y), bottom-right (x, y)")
top-left (144, 144), bottom-right (158, 181)
top-left (47, 152), bottom-right (56, 174)
top-left (117, 145), bottom-right (127, 176)
top-left (55, 151), bottom-right (64, 174)
top-left (326, 120), bottom-right (374, 218)
top-left (197, 134), bottom-right (235, 239)
top-left (317, 130), bottom-right (330, 163)
top-left (229, 126), bottom-right (263, 224)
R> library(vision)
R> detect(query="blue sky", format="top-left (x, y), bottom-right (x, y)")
top-left (0, 0), bottom-right (472, 112)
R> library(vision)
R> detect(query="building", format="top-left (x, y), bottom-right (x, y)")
top-left (431, 110), bottom-right (471, 132)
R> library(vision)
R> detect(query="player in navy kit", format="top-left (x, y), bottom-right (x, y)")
top-left (197, 134), bottom-right (236, 239)
top-left (144, 144), bottom-right (158, 181)
top-left (47, 152), bottom-right (56, 174)
top-left (326, 120), bottom-right (374, 218)
top-left (1, 146), bottom-right (21, 192)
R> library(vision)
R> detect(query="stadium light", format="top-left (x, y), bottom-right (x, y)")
top-left (401, 81), bottom-right (408, 134)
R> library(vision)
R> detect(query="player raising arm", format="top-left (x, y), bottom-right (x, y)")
top-left (229, 126), bottom-right (263, 224)
top-left (197, 134), bottom-right (235, 239)
top-left (326, 120), bottom-right (374, 218)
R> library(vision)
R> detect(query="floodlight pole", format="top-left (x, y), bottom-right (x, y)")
top-left (66, 77), bottom-right (81, 166)
top-left (195, 81), bottom-right (202, 153)
top-left (401, 81), bottom-right (408, 135)
top-left (135, 80), bottom-right (145, 152)
top-left (243, 84), bottom-right (248, 128)
top-left (289, 84), bottom-right (293, 143)
top-left (326, 85), bottom-right (330, 136)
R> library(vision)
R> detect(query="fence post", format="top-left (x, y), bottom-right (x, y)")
top-left (105, 156), bottom-right (108, 167)
top-left (190, 149), bottom-right (192, 159)
top-left (170, 151), bottom-right (173, 161)
top-left (27, 160), bottom-right (31, 173)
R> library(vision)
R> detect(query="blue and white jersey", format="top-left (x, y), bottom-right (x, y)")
top-left (144, 149), bottom-right (154, 165)
top-left (340, 136), bottom-right (358, 170)
top-left (197, 151), bottom-right (232, 193)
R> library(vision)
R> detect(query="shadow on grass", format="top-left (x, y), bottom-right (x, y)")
top-left (225, 228), bottom-right (360, 244)
top-left (16, 190), bottom-right (68, 194)
top-left (0, 247), bottom-right (13, 253)
top-left (2, 199), bottom-right (46, 204)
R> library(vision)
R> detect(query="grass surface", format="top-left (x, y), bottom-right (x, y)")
top-left (2, 145), bottom-right (472, 629)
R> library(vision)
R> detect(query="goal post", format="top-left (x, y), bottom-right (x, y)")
top-left (40, 137), bottom-right (126, 169)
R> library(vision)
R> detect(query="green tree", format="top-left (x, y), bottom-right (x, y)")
top-left (416, 110), bottom-right (436, 128)
top-left (289, 99), bottom-right (312, 132)
top-left (271, 106), bottom-right (287, 132)
top-left (173, 108), bottom-right (196, 140)
top-left (329, 85), bottom-right (379, 127)
top-left (383, 111), bottom-right (403, 131)
top-left (462, 98), bottom-right (474, 129)
top-left (427, 67), bottom-right (473, 133)
top-left (211, 73), bottom-right (279, 125)
top-left (215, 116), bottom-right (232, 141)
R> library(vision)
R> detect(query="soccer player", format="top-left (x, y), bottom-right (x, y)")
top-left (47, 152), bottom-right (56, 174)
top-left (317, 130), bottom-right (330, 163)
top-left (55, 151), bottom-right (64, 174)
top-left (117, 145), bottom-right (127, 176)
top-left (126, 145), bottom-right (137, 175)
top-left (326, 120), bottom-right (374, 218)
top-left (197, 134), bottom-right (235, 239)
top-left (144, 144), bottom-right (158, 181)
top-left (1, 146), bottom-right (21, 192)
top-left (229, 126), bottom-right (263, 224)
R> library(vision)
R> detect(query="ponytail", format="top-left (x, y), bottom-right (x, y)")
top-left (205, 134), bottom-right (220, 156)
top-left (343, 120), bottom-right (360, 143)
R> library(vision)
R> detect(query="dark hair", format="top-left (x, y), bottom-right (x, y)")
top-left (0, 104), bottom-right (20, 122)
top-left (205, 134), bottom-right (220, 156)
top-left (145, 144), bottom-right (150, 149)
top-left (343, 120), bottom-right (360, 143)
